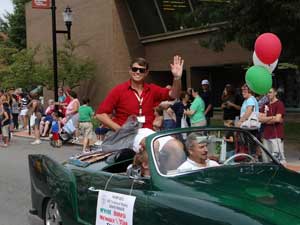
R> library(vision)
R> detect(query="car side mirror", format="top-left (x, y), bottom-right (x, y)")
top-left (126, 164), bottom-right (142, 179)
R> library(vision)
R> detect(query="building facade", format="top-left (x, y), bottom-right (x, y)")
top-left (26, 0), bottom-right (253, 108)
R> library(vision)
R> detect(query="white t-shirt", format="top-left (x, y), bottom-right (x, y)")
top-left (177, 158), bottom-right (219, 172)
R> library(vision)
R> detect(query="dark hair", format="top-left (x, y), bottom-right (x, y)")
top-left (3, 102), bottom-right (9, 109)
top-left (11, 94), bottom-right (17, 100)
top-left (69, 90), bottom-right (77, 98)
top-left (52, 111), bottom-right (59, 118)
top-left (241, 84), bottom-right (254, 95)
top-left (154, 106), bottom-right (163, 116)
top-left (82, 97), bottom-right (90, 104)
top-left (130, 57), bottom-right (149, 70)
top-left (179, 91), bottom-right (188, 101)
top-left (221, 84), bottom-right (235, 101)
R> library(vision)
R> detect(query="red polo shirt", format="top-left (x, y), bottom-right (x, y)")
top-left (97, 80), bottom-right (170, 129)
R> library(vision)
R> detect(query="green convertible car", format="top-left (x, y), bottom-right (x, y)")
top-left (28, 127), bottom-right (300, 225)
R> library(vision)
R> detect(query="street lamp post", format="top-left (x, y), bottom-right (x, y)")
top-left (51, 0), bottom-right (72, 106)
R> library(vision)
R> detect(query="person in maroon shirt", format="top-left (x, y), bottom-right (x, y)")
top-left (259, 87), bottom-right (286, 163)
top-left (96, 56), bottom-right (184, 131)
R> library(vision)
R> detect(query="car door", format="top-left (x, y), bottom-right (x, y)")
top-left (77, 171), bottom-right (151, 225)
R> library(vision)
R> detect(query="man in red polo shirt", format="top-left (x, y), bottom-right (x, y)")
top-left (96, 56), bottom-right (184, 131)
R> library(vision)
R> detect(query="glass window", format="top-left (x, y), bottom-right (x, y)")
top-left (156, 0), bottom-right (193, 31)
top-left (190, 0), bottom-right (230, 26)
top-left (151, 128), bottom-right (273, 176)
top-left (126, 0), bottom-right (230, 38)
top-left (127, 0), bottom-right (165, 37)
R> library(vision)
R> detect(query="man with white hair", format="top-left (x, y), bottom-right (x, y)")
top-left (177, 133), bottom-right (219, 171)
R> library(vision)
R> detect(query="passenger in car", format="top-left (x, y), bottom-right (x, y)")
top-left (132, 128), bottom-right (186, 174)
top-left (133, 150), bottom-right (150, 178)
top-left (177, 133), bottom-right (219, 171)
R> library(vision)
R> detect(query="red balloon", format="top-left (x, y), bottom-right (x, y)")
top-left (254, 33), bottom-right (282, 64)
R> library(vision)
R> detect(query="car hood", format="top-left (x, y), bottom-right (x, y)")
top-left (170, 164), bottom-right (300, 222)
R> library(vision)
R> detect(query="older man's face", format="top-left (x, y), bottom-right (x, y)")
top-left (189, 141), bottom-right (208, 163)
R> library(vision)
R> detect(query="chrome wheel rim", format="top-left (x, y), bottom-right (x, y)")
top-left (45, 199), bottom-right (62, 225)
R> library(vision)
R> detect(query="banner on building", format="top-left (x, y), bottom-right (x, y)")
top-left (32, 0), bottom-right (51, 9)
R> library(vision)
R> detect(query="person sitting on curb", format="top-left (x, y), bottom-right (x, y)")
top-left (132, 149), bottom-right (150, 178)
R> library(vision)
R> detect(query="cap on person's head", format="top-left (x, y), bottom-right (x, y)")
top-left (201, 79), bottom-right (209, 85)
top-left (133, 128), bottom-right (155, 153)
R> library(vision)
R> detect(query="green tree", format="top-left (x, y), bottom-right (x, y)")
top-left (0, 46), bottom-right (18, 86)
top-left (190, 0), bottom-right (300, 65)
top-left (0, 40), bottom-right (96, 90)
top-left (54, 41), bottom-right (96, 89)
top-left (4, 0), bottom-right (31, 49)
top-left (1, 47), bottom-right (45, 89)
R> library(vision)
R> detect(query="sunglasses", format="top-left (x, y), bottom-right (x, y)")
top-left (131, 67), bottom-right (147, 73)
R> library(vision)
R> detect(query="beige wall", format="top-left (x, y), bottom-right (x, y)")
top-left (26, 0), bottom-right (143, 108)
top-left (26, 0), bottom-right (250, 109)
top-left (144, 34), bottom-right (251, 87)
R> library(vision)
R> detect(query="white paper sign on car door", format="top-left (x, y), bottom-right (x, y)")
top-left (96, 190), bottom-right (136, 225)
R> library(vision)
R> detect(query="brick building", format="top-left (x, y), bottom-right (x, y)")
top-left (26, 0), bottom-right (253, 108)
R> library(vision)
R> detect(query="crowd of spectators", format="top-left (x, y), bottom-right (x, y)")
top-left (0, 57), bottom-right (286, 163)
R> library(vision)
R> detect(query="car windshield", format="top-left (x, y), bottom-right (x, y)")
top-left (150, 128), bottom-right (275, 176)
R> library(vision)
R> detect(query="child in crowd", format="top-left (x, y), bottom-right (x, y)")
top-left (132, 149), bottom-right (150, 177)
top-left (224, 120), bottom-right (235, 158)
top-left (1, 103), bottom-right (11, 147)
top-left (152, 106), bottom-right (164, 131)
top-left (94, 124), bottom-right (109, 146)
top-left (50, 112), bottom-right (62, 148)
top-left (78, 98), bottom-right (94, 153)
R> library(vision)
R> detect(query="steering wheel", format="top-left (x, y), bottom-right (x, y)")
top-left (223, 153), bottom-right (256, 165)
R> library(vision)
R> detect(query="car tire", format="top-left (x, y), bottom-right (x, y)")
top-left (44, 198), bottom-right (63, 225)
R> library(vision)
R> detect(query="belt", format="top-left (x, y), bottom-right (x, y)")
top-left (79, 121), bottom-right (91, 123)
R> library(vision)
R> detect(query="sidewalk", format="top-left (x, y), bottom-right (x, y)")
top-left (13, 129), bottom-right (300, 172)
top-left (13, 129), bottom-right (97, 146)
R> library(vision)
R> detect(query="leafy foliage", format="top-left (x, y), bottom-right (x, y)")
top-left (0, 40), bottom-right (96, 90)
top-left (2, 0), bottom-right (31, 49)
top-left (2, 47), bottom-right (45, 89)
top-left (188, 0), bottom-right (300, 65)
top-left (55, 41), bottom-right (96, 89)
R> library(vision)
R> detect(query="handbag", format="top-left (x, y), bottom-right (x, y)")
top-left (240, 112), bottom-right (261, 129)
top-left (181, 115), bottom-right (189, 128)
top-left (63, 119), bottom-right (76, 134)
top-left (30, 113), bottom-right (36, 127)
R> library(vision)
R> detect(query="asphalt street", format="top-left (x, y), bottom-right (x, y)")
top-left (0, 136), bottom-right (81, 225)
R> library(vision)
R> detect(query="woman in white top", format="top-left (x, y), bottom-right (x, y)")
top-left (65, 90), bottom-right (80, 143)
top-left (236, 84), bottom-right (259, 127)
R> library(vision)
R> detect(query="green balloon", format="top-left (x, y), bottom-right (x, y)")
top-left (245, 65), bottom-right (272, 95)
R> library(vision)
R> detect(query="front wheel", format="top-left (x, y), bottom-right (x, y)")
top-left (44, 198), bottom-right (62, 225)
